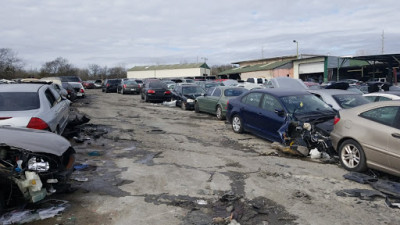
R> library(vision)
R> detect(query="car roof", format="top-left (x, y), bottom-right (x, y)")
top-left (249, 88), bottom-right (311, 97)
top-left (0, 83), bottom-right (45, 92)
top-left (343, 100), bottom-right (400, 114)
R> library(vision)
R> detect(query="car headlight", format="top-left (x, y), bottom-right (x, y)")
top-left (303, 123), bottom-right (311, 131)
top-left (187, 99), bottom-right (194, 103)
top-left (28, 157), bottom-right (50, 172)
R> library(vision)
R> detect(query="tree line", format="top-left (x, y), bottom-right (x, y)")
top-left (0, 48), bottom-right (236, 81)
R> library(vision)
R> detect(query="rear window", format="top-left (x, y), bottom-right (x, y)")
top-left (0, 92), bottom-right (40, 111)
top-left (125, 81), bottom-right (137, 85)
top-left (60, 76), bottom-right (82, 82)
top-left (332, 94), bottom-right (370, 109)
top-left (108, 80), bottom-right (120, 84)
top-left (149, 82), bottom-right (167, 89)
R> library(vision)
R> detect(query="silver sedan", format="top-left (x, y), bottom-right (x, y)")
top-left (0, 83), bottom-right (70, 134)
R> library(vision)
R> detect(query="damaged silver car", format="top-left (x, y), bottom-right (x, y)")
top-left (0, 127), bottom-right (75, 213)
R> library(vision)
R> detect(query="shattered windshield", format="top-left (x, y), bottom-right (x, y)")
top-left (0, 92), bottom-right (40, 111)
top-left (280, 94), bottom-right (333, 116)
top-left (333, 94), bottom-right (371, 109)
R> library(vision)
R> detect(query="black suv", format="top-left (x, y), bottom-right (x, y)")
top-left (102, 79), bottom-right (121, 93)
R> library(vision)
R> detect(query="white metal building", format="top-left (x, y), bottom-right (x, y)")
top-left (127, 63), bottom-right (211, 79)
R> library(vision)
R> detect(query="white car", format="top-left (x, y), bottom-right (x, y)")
top-left (363, 92), bottom-right (400, 102)
top-left (0, 83), bottom-right (70, 134)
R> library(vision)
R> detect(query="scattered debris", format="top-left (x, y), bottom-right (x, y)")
top-left (87, 151), bottom-right (101, 156)
top-left (162, 100), bottom-right (177, 107)
top-left (270, 142), bottom-right (309, 157)
top-left (336, 189), bottom-right (385, 200)
top-left (74, 164), bottom-right (89, 171)
top-left (0, 199), bottom-right (69, 225)
top-left (343, 172), bottom-right (378, 184)
top-left (71, 177), bottom-right (89, 182)
top-left (385, 197), bottom-right (400, 208)
top-left (309, 148), bottom-right (321, 159)
top-left (196, 200), bottom-right (208, 205)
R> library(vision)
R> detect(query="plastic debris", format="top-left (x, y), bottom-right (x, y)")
top-left (336, 188), bottom-right (385, 200)
top-left (385, 197), bottom-right (400, 208)
top-left (309, 148), bottom-right (321, 159)
top-left (74, 164), bottom-right (89, 171)
top-left (162, 100), bottom-right (177, 107)
top-left (0, 199), bottom-right (69, 225)
top-left (195, 199), bottom-right (207, 205)
top-left (343, 172), bottom-right (378, 184)
top-left (88, 151), bottom-right (101, 156)
top-left (72, 177), bottom-right (89, 182)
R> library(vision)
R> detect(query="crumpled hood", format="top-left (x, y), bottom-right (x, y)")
top-left (0, 126), bottom-right (71, 156)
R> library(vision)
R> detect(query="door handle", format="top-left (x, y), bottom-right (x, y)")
top-left (392, 133), bottom-right (400, 139)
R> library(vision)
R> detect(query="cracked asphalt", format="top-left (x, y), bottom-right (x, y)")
top-left (32, 89), bottom-right (400, 225)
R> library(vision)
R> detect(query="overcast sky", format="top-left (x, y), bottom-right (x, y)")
top-left (1, 0), bottom-right (399, 69)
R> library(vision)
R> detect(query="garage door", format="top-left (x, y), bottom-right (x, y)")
top-left (299, 62), bottom-right (324, 74)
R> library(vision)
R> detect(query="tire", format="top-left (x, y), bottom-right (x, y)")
top-left (181, 102), bottom-right (187, 110)
top-left (216, 105), bottom-right (224, 120)
top-left (339, 139), bottom-right (367, 172)
top-left (144, 94), bottom-right (149, 102)
top-left (141, 93), bottom-right (144, 100)
top-left (231, 114), bottom-right (243, 133)
top-left (194, 101), bottom-right (200, 113)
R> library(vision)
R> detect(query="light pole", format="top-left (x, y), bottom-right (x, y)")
top-left (293, 40), bottom-right (299, 59)
top-left (201, 57), bottom-right (208, 76)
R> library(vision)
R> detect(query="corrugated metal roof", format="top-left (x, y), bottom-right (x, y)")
top-left (219, 60), bottom-right (292, 75)
top-left (128, 63), bottom-right (210, 71)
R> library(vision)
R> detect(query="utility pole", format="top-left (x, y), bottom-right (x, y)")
top-left (293, 40), bottom-right (299, 59)
top-left (381, 30), bottom-right (385, 54)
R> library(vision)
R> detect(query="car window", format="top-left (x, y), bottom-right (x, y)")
top-left (224, 88), bottom-right (246, 97)
top-left (45, 89), bottom-right (57, 107)
top-left (257, 78), bottom-right (263, 84)
top-left (364, 96), bottom-right (377, 102)
top-left (242, 92), bottom-right (262, 107)
top-left (261, 94), bottom-right (283, 112)
top-left (212, 88), bottom-right (221, 97)
top-left (206, 87), bottom-right (215, 96)
top-left (377, 96), bottom-right (391, 101)
top-left (360, 106), bottom-right (400, 127)
top-left (332, 94), bottom-right (370, 109)
top-left (183, 86), bottom-right (205, 95)
top-left (149, 82), bottom-right (167, 89)
top-left (0, 92), bottom-right (40, 111)
top-left (247, 78), bottom-right (254, 83)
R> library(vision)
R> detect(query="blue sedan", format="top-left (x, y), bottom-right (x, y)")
top-left (226, 89), bottom-right (336, 143)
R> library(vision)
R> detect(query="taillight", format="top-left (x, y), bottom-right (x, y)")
top-left (147, 90), bottom-right (155, 94)
top-left (123, 84), bottom-right (127, 88)
top-left (80, 89), bottom-right (84, 93)
top-left (138, 84), bottom-right (141, 88)
top-left (0, 117), bottom-right (11, 120)
top-left (164, 90), bottom-right (171, 95)
top-left (27, 117), bottom-right (49, 130)
top-left (333, 115), bottom-right (340, 125)
top-left (226, 100), bottom-right (229, 109)
top-left (107, 83), bottom-right (110, 87)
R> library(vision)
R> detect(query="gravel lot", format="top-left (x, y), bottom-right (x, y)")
top-left (31, 89), bottom-right (400, 225)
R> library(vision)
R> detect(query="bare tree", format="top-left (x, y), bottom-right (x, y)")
top-left (88, 64), bottom-right (102, 78)
top-left (39, 57), bottom-right (77, 77)
top-left (0, 48), bottom-right (25, 79)
top-left (108, 66), bottom-right (126, 78)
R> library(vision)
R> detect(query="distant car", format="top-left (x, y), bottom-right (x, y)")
top-left (195, 86), bottom-right (247, 120)
top-left (62, 82), bottom-right (77, 101)
top-left (68, 82), bottom-right (85, 98)
top-left (0, 126), bottom-right (75, 212)
top-left (226, 89), bottom-right (336, 143)
top-left (308, 89), bottom-right (370, 111)
top-left (140, 80), bottom-right (172, 102)
top-left (94, 80), bottom-right (103, 88)
top-left (246, 77), bottom-right (267, 85)
top-left (198, 81), bottom-right (222, 91)
top-left (363, 91), bottom-right (400, 102)
top-left (82, 80), bottom-right (96, 89)
top-left (172, 84), bottom-right (205, 110)
top-left (117, 79), bottom-right (141, 94)
top-left (0, 83), bottom-right (70, 134)
top-left (102, 79), bottom-right (121, 93)
top-left (330, 101), bottom-right (400, 176)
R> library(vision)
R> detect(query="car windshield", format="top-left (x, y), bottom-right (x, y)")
top-left (280, 94), bottom-right (333, 115)
top-left (205, 83), bottom-right (220, 89)
top-left (333, 94), bottom-right (371, 109)
top-left (224, 88), bottom-right (247, 97)
top-left (182, 86), bottom-right (205, 95)
top-left (0, 92), bottom-right (40, 111)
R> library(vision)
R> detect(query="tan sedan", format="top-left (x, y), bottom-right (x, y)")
top-left (330, 101), bottom-right (400, 176)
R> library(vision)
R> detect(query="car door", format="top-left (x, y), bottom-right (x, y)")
top-left (240, 92), bottom-right (263, 132)
top-left (205, 87), bottom-right (221, 113)
top-left (198, 87), bottom-right (215, 112)
top-left (256, 94), bottom-right (286, 142)
top-left (44, 88), bottom-right (65, 133)
top-left (359, 106), bottom-right (400, 172)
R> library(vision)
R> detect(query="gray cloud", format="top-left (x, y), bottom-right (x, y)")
top-left (0, 0), bottom-right (398, 69)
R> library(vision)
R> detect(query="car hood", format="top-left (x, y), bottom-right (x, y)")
top-left (184, 94), bottom-right (203, 99)
top-left (0, 126), bottom-right (71, 156)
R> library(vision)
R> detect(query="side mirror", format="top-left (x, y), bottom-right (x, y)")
top-left (201, 93), bottom-right (206, 96)
top-left (274, 109), bottom-right (285, 117)
top-left (60, 89), bottom-right (68, 98)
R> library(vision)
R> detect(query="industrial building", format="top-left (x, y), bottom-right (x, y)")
top-left (127, 63), bottom-right (211, 79)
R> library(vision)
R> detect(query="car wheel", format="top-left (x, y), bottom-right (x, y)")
top-left (141, 93), bottom-right (144, 100)
top-left (144, 94), bottom-right (149, 102)
top-left (232, 114), bottom-right (243, 133)
top-left (194, 101), bottom-right (200, 113)
top-left (181, 102), bottom-right (187, 110)
top-left (102, 89), bottom-right (104, 92)
top-left (216, 105), bottom-right (224, 120)
top-left (339, 139), bottom-right (367, 172)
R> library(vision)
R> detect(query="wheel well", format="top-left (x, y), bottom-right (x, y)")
top-left (337, 137), bottom-right (360, 152)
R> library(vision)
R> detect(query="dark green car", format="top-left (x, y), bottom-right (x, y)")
top-left (194, 86), bottom-right (247, 120)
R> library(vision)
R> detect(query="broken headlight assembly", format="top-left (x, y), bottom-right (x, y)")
top-left (27, 157), bottom-right (50, 172)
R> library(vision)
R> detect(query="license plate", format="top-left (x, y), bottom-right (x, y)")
top-left (131, 89), bottom-right (136, 91)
